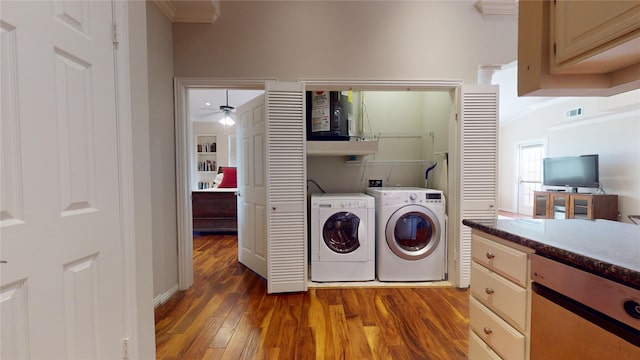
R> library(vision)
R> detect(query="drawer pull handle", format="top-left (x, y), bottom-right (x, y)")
top-left (483, 327), bottom-right (493, 335)
top-left (485, 288), bottom-right (494, 295)
top-left (486, 251), bottom-right (495, 259)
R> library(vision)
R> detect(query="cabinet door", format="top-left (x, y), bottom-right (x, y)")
top-left (532, 192), bottom-right (549, 219)
top-left (552, 0), bottom-right (640, 73)
top-left (569, 194), bottom-right (593, 219)
top-left (549, 193), bottom-right (570, 219)
top-left (518, 0), bottom-right (640, 96)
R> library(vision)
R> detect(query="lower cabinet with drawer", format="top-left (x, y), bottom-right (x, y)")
top-left (469, 230), bottom-right (534, 360)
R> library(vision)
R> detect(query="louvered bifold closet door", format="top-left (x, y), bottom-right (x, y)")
top-left (265, 82), bottom-right (307, 293)
top-left (459, 85), bottom-right (499, 288)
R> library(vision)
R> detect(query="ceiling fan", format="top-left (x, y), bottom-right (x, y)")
top-left (194, 89), bottom-right (236, 126)
top-left (218, 90), bottom-right (236, 126)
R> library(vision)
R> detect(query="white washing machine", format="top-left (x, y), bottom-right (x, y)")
top-left (310, 193), bottom-right (375, 282)
top-left (366, 187), bottom-right (446, 281)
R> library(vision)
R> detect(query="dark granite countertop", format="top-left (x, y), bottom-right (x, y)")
top-left (462, 218), bottom-right (640, 290)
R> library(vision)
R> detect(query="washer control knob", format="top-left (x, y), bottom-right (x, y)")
top-left (340, 201), bottom-right (347, 208)
top-left (623, 300), bottom-right (640, 319)
top-left (409, 193), bottom-right (417, 201)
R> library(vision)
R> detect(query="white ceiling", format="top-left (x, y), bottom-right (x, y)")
top-left (491, 62), bottom-right (570, 125)
top-left (189, 89), bottom-right (265, 122)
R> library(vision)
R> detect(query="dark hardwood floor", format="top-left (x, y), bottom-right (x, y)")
top-left (155, 234), bottom-right (470, 359)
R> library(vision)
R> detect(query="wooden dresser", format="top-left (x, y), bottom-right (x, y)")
top-left (192, 190), bottom-right (237, 233)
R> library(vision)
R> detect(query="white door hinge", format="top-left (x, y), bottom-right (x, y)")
top-left (112, 22), bottom-right (119, 45)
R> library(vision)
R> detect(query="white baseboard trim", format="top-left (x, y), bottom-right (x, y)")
top-left (153, 284), bottom-right (179, 308)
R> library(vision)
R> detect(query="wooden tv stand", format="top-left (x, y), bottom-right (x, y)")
top-left (533, 191), bottom-right (618, 220)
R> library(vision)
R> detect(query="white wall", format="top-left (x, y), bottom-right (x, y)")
top-left (129, 1), bottom-right (155, 357)
top-left (173, 1), bottom-right (517, 84)
top-left (422, 91), bottom-right (452, 154)
top-left (146, 3), bottom-right (179, 300)
top-left (499, 89), bottom-right (640, 223)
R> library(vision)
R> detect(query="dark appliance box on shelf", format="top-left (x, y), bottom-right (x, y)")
top-left (306, 91), bottom-right (349, 141)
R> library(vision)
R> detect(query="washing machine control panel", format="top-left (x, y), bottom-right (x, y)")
top-left (318, 200), bottom-right (370, 209)
top-left (404, 192), bottom-right (443, 205)
top-left (338, 200), bottom-right (369, 209)
top-left (424, 192), bottom-right (443, 203)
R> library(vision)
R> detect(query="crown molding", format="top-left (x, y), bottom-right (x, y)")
top-left (152, 0), bottom-right (220, 24)
top-left (475, 0), bottom-right (518, 16)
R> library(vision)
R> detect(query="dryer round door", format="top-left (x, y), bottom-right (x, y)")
top-left (385, 205), bottom-right (441, 260)
top-left (322, 211), bottom-right (361, 254)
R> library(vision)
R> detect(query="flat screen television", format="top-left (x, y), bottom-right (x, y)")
top-left (543, 154), bottom-right (599, 191)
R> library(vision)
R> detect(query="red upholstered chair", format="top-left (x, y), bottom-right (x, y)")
top-left (217, 167), bottom-right (237, 188)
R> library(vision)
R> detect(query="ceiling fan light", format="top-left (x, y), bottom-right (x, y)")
top-left (219, 112), bottom-right (235, 126)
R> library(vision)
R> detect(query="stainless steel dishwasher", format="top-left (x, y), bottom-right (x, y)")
top-left (530, 254), bottom-right (640, 359)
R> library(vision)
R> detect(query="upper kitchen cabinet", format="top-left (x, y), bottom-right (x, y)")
top-left (551, 1), bottom-right (640, 74)
top-left (518, 0), bottom-right (640, 96)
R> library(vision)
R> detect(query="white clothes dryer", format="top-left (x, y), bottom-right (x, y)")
top-left (366, 187), bottom-right (446, 281)
top-left (310, 193), bottom-right (375, 282)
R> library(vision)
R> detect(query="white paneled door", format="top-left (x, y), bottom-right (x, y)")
top-left (236, 95), bottom-right (268, 278)
top-left (1, 1), bottom-right (125, 358)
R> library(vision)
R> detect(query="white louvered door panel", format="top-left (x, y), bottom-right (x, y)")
top-left (459, 85), bottom-right (499, 288)
top-left (266, 81), bottom-right (307, 293)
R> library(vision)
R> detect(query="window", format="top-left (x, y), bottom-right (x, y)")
top-left (517, 142), bottom-right (545, 215)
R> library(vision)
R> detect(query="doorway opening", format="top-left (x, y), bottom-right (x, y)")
top-left (189, 87), bottom-right (266, 236)
top-left (174, 79), bottom-right (267, 289)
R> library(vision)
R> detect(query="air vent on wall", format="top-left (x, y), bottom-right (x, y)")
top-left (565, 107), bottom-right (583, 119)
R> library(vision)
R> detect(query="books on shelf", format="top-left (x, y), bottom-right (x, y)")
top-left (197, 142), bottom-right (216, 153)
top-left (198, 160), bottom-right (216, 172)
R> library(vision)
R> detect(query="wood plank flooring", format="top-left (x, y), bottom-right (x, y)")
top-left (155, 234), bottom-right (470, 359)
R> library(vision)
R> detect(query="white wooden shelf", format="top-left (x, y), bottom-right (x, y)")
top-left (346, 159), bottom-right (435, 166)
top-left (306, 140), bottom-right (378, 156)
